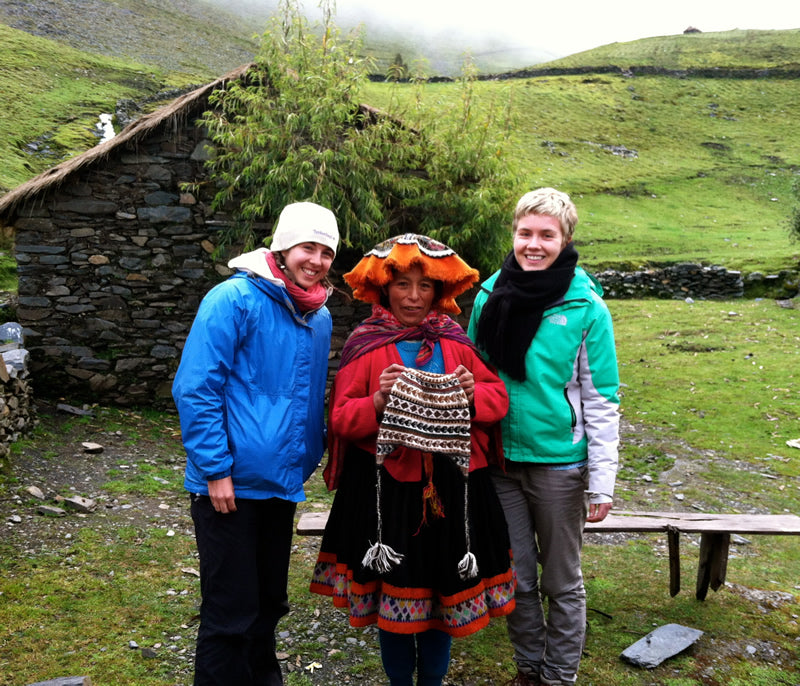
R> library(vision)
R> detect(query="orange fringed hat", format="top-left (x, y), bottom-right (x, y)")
top-left (345, 234), bottom-right (480, 314)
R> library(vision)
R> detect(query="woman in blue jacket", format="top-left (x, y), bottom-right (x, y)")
top-left (172, 201), bottom-right (339, 686)
top-left (468, 188), bottom-right (620, 686)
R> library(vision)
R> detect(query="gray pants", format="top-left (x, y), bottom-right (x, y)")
top-left (492, 462), bottom-right (588, 685)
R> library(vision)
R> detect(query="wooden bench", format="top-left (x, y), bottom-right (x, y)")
top-left (296, 509), bottom-right (800, 600)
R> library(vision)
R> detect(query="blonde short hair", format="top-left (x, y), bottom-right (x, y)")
top-left (512, 187), bottom-right (578, 242)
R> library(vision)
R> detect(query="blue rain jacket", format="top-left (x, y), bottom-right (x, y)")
top-left (173, 267), bottom-right (331, 502)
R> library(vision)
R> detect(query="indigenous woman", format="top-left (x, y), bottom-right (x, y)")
top-left (310, 234), bottom-right (515, 686)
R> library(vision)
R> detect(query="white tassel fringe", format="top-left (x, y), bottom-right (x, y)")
top-left (362, 541), bottom-right (404, 574)
top-left (458, 551), bottom-right (479, 579)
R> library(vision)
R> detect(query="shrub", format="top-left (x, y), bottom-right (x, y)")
top-left (197, 0), bottom-right (518, 274)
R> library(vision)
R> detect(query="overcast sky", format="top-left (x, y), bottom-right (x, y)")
top-left (328, 0), bottom-right (800, 58)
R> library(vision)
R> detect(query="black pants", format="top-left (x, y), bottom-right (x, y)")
top-left (190, 495), bottom-right (297, 686)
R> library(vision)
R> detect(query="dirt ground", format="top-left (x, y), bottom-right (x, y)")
top-left (2, 400), bottom-right (797, 685)
top-left (2, 400), bottom-right (740, 560)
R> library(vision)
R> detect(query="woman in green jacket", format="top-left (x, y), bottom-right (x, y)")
top-left (467, 187), bottom-right (621, 686)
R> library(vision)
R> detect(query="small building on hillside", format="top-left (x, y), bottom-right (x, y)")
top-left (0, 64), bottom-right (365, 408)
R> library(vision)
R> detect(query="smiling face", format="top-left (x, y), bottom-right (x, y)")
top-left (281, 242), bottom-right (335, 289)
top-left (513, 213), bottom-right (568, 271)
top-left (385, 265), bottom-right (437, 326)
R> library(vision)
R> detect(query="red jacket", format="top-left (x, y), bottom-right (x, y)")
top-left (324, 338), bottom-right (509, 489)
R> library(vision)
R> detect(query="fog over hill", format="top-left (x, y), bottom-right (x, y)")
top-left (0, 0), bottom-right (262, 77)
top-left (209, 0), bottom-right (559, 72)
top-left (0, 0), bottom-right (557, 78)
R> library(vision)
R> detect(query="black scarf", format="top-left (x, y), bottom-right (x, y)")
top-left (475, 243), bottom-right (578, 381)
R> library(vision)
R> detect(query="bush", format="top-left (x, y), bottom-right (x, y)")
top-left (197, 0), bottom-right (518, 275)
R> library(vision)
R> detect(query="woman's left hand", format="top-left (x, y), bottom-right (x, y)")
top-left (453, 364), bottom-right (475, 405)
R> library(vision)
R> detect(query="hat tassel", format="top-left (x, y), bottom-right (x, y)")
top-left (458, 479), bottom-right (479, 580)
top-left (458, 551), bottom-right (478, 580)
top-left (363, 466), bottom-right (404, 574)
top-left (362, 539), bottom-right (404, 574)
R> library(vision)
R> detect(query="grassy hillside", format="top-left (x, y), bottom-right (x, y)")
top-left (543, 28), bottom-right (800, 70)
top-left (0, 0), bottom-right (260, 78)
top-left (0, 23), bottom-right (175, 193)
top-left (1, 6), bottom-right (799, 275)
top-left (364, 67), bottom-right (800, 274)
top-left (0, 0), bottom-right (267, 192)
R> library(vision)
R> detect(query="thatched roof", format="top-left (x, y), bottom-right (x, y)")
top-left (0, 63), bottom-right (253, 218)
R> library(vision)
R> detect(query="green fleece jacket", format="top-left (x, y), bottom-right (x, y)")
top-left (467, 266), bottom-right (620, 499)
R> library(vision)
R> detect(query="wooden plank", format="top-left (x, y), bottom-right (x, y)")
top-left (297, 510), bottom-right (329, 535)
top-left (670, 515), bottom-right (800, 535)
top-left (585, 513), bottom-right (669, 533)
top-left (695, 532), bottom-right (730, 600)
top-left (709, 532), bottom-right (730, 593)
top-left (667, 527), bottom-right (680, 597)
top-left (696, 533), bottom-right (714, 600)
top-left (588, 511), bottom-right (800, 534)
top-left (298, 509), bottom-right (800, 537)
top-left (297, 510), bottom-right (673, 536)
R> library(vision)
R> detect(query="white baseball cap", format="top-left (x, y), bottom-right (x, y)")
top-left (270, 202), bottom-right (340, 256)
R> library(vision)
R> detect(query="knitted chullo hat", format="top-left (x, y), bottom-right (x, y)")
top-left (344, 234), bottom-right (479, 313)
top-left (376, 369), bottom-right (472, 471)
top-left (363, 368), bottom-right (479, 581)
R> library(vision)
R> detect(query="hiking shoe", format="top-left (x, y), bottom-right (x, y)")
top-left (505, 670), bottom-right (540, 685)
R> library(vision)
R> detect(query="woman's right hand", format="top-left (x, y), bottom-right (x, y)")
top-left (208, 476), bottom-right (237, 514)
top-left (373, 363), bottom-right (407, 415)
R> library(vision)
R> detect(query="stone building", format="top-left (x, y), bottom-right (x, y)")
top-left (0, 64), bottom-right (367, 409)
top-left (0, 64), bottom-right (769, 410)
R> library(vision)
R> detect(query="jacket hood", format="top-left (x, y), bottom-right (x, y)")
top-left (227, 248), bottom-right (284, 286)
top-left (227, 247), bottom-right (334, 315)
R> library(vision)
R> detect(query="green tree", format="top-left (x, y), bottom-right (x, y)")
top-left (387, 52), bottom-right (407, 81)
top-left (198, 0), bottom-right (518, 275)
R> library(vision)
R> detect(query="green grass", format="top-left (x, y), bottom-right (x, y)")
top-left (0, 24), bottom-right (172, 193)
top-left (103, 463), bottom-right (184, 497)
top-left (610, 298), bottom-right (800, 481)
top-left (0, 526), bottom-right (199, 685)
top-left (0, 0), bottom-right (269, 193)
top-left (364, 69), bottom-right (800, 274)
top-left (544, 28), bottom-right (800, 70)
top-left (0, 231), bottom-right (16, 293)
top-left (0, 0), bottom-right (260, 78)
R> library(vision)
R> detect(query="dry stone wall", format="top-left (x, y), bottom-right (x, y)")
top-left (13, 117), bottom-right (229, 408)
top-left (0, 322), bottom-right (35, 470)
top-left (596, 263), bottom-right (745, 299)
top-left (594, 263), bottom-right (798, 300)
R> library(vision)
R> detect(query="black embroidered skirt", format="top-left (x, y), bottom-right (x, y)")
top-left (310, 446), bottom-right (516, 637)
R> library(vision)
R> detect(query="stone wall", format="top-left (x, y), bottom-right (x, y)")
top-left (0, 322), bottom-right (35, 471)
top-left (13, 115), bottom-right (231, 408)
top-left (596, 263), bottom-right (745, 299)
top-left (595, 263), bottom-right (799, 300)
